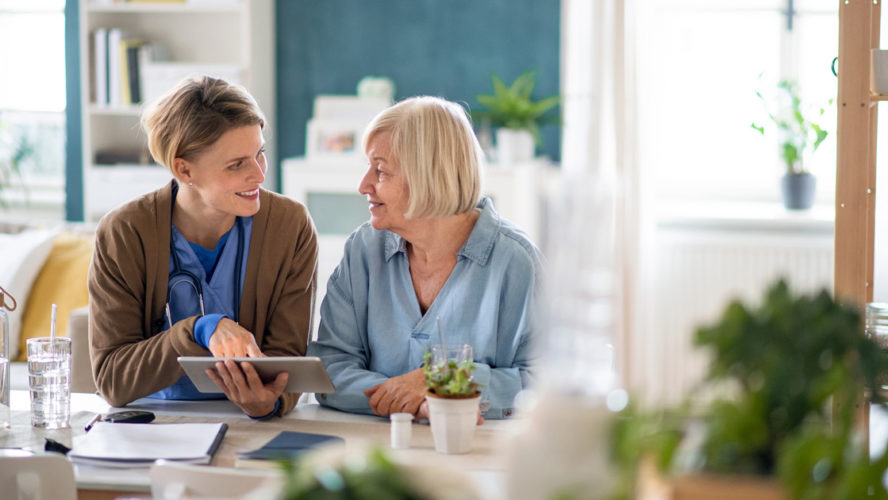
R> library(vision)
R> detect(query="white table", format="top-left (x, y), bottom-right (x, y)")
top-left (1, 390), bottom-right (511, 499)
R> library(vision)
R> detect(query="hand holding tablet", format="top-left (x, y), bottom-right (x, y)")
top-left (178, 356), bottom-right (335, 394)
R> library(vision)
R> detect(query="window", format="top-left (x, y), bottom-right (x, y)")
top-left (637, 0), bottom-right (838, 205)
top-left (0, 0), bottom-right (66, 212)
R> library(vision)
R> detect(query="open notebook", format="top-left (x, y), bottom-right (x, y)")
top-left (69, 422), bottom-right (228, 468)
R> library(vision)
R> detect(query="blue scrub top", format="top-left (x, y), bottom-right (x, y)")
top-left (149, 216), bottom-right (252, 400)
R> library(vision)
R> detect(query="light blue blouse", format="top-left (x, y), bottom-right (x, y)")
top-left (307, 197), bottom-right (542, 419)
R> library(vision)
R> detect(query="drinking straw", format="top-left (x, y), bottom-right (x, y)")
top-left (50, 303), bottom-right (58, 346)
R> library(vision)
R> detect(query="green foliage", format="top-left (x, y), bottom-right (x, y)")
top-left (422, 350), bottom-right (480, 397)
top-left (278, 447), bottom-right (422, 500)
top-left (694, 281), bottom-right (886, 476)
top-left (611, 279), bottom-right (888, 498)
top-left (608, 404), bottom-right (684, 500)
top-left (0, 115), bottom-right (34, 208)
top-left (751, 79), bottom-right (832, 175)
top-left (474, 69), bottom-right (561, 146)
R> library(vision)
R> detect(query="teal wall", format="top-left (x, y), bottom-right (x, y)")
top-left (274, 0), bottom-right (561, 168)
top-left (65, 0), bottom-right (82, 221)
top-left (64, 1), bottom-right (560, 218)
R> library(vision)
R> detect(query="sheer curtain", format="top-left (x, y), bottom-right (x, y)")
top-left (559, 0), bottom-right (651, 398)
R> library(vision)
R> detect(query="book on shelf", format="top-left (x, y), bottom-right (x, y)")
top-left (69, 422), bottom-right (228, 468)
top-left (91, 28), bottom-right (109, 106)
top-left (107, 28), bottom-right (124, 106)
top-left (91, 27), bottom-right (169, 107)
top-left (235, 431), bottom-right (344, 470)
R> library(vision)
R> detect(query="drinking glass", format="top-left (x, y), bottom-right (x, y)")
top-left (429, 344), bottom-right (473, 367)
top-left (0, 302), bottom-right (10, 429)
top-left (27, 337), bottom-right (71, 429)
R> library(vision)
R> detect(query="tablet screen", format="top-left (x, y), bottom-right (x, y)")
top-left (177, 356), bottom-right (335, 394)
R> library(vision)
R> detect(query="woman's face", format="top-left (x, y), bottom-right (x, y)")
top-left (183, 124), bottom-right (266, 219)
top-left (359, 131), bottom-right (410, 232)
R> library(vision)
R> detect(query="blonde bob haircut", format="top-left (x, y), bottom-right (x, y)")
top-left (363, 96), bottom-right (483, 219)
top-left (141, 75), bottom-right (265, 174)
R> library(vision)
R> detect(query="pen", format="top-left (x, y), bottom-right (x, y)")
top-left (84, 414), bottom-right (102, 432)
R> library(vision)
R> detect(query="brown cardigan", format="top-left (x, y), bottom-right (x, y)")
top-left (88, 181), bottom-right (318, 415)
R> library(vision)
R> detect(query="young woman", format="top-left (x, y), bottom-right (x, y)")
top-left (88, 76), bottom-right (317, 418)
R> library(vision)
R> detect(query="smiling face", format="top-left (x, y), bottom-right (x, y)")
top-left (178, 124), bottom-right (267, 220)
top-left (358, 131), bottom-right (411, 232)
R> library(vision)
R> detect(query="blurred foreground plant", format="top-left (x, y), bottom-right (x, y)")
top-left (278, 447), bottom-right (421, 500)
top-left (611, 280), bottom-right (888, 499)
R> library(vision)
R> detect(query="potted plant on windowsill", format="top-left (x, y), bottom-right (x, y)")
top-left (612, 280), bottom-right (888, 499)
top-left (474, 70), bottom-right (560, 165)
top-left (423, 347), bottom-right (482, 455)
top-left (752, 79), bottom-right (831, 210)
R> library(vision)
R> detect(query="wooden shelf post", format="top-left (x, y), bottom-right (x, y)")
top-left (835, 0), bottom-right (880, 307)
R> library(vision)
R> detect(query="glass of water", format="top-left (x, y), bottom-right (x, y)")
top-left (27, 337), bottom-right (71, 429)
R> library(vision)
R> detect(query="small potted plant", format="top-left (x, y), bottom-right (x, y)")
top-left (474, 69), bottom-right (560, 164)
top-left (423, 347), bottom-right (481, 454)
top-left (751, 79), bottom-right (831, 210)
top-left (613, 280), bottom-right (888, 499)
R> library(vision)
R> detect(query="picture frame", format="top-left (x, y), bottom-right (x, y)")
top-left (305, 118), bottom-right (367, 160)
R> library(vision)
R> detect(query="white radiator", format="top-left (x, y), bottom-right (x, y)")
top-left (635, 226), bottom-right (834, 405)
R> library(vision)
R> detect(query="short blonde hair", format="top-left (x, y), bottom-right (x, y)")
top-left (141, 75), bottom-right (265, 173)
top-left (363, 96), bottom-right (483, 219)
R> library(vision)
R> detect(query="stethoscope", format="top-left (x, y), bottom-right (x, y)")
top-left (164, 183), bottom-right (245, 329)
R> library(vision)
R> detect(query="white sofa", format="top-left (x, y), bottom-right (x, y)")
top-left (10, 306), bottom-right (94, 393)
top-left (1, 218), bottom-right (96, 394)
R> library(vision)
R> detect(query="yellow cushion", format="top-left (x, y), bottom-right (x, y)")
top-left (17, 232), bottom-right (94, 361)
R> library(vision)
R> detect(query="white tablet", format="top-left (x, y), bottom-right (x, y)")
top-left (177, 356), bottom-right (336, 394)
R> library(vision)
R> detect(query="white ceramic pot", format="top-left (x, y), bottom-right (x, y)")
top-left (425, 392), bottom-right (481, 454)
top-left (496, 128), bottom-right (535, 164)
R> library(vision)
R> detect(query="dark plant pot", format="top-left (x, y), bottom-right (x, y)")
top-left (781, 173), bottom-right (816, 210)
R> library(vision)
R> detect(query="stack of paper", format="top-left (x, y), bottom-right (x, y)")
top-left (70, 422), bottom-right (228, 468)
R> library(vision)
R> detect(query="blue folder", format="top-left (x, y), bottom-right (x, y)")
top-left (239, 431), bottom-right (344, 461)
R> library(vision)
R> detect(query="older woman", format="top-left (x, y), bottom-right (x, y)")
top-left (88, 76), bottom-right (318, 418)
top-left (307, 96), bottom-right (541, 420)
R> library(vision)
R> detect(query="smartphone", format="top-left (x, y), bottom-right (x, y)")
top-left (102, 410), bottom-right (155, 424)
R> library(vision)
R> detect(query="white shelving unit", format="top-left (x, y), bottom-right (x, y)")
top-left (78, 0), bottom-right (274, 221)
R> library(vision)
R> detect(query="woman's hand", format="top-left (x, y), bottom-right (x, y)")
top-left (206, 359), bottom-right (288, 418)
top-left (208, 318), bottom-right (263, 357)
top-left (364, 368), bottom-right (427, 416)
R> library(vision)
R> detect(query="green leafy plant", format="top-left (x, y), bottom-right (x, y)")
top-left (751, 79), bottom-right (831, 175)
top-left (611, 279), bottom-right (888, 499)
top-left (422, 350), bottom-right (480, 397)
top-left (0, 115), bottom-right (33, 208)
top-left (278, 446), bottom-right (422, 500)
top-left (474, 69), bottom-right (561, 146)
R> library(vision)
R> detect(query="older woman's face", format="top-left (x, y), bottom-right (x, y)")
top-left (359, 131), bottom-right (410, 232)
